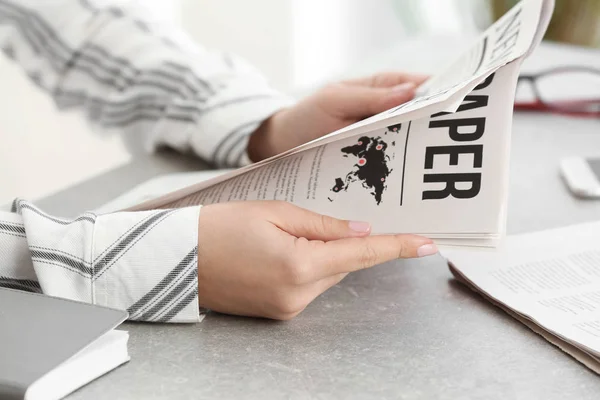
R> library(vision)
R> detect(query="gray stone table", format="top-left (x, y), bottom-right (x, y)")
top-left (33, 41), bottom-right (600, 399)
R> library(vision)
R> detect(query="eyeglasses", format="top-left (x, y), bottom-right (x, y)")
top-left (514, 66), bottom-right (600, 118)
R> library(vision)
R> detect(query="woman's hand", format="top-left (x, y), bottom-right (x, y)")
top-left (197, 201), bottom-right (437, 320)
top-left (247, 72), bottom-right (428, 162)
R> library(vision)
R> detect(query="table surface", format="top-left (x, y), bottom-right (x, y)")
top-left (36, 40), bottom-right (600, 399)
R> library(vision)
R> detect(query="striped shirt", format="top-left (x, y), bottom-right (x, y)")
top-left (0, 0), bottom-right (292, 322)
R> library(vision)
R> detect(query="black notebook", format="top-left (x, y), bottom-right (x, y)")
top-left (0, 288), bottom-right (129, 400)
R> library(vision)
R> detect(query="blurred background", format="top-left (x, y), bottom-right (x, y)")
top-left (1, 0), bottom-right (598, 205)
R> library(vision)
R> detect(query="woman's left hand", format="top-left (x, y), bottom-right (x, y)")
top-left (247, 72), bottom-right (427, 162)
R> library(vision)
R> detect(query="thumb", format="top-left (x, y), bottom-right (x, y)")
top-left (270, 203), bottom-right (372, 241)
top-left (332, 82), bottom-right (417, 119)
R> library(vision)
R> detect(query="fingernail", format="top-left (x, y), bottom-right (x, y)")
top-left (348, 221), bottom-right (371, 233)
top-left (417, 243), bottom-right (438, 258)
top-left (391, 82), bottom-right (415, 93)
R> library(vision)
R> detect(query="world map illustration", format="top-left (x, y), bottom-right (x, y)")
top-left (328, 124), bottom-right (401, 205)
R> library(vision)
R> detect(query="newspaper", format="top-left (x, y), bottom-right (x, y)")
top-left (446, 221), bottom-right (600, 375)
top-left (126, 0), bottom-right (554, 248)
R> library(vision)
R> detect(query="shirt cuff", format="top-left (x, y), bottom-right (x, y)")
top-left (148, 78), bottom-right (295, 168)
top-left (93, 206), bottom-right (202, 323)
top-left (18, 200), bottom-right (202, 323)
top-left (190, 83), bottom-right (294, 168)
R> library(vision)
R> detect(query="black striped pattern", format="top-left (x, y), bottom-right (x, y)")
top-left (0, 1), bottom-right (213, 95)
top-left (127, 247), bottom-right (197, 321)
top-left (0, 277), bottom-right (41, 293)
top-left (30, 249), bottom-right (92, 277)
top-left (138, 267), bottom-right (197, 321)
top-left (13, 200), bottom-right (96, 225)
top-left (212, 119), bottom-right (263, 166)
top-left (92, 210), bottom-right (174, 280)
top-left (0, 1), bottom-right (213, 118)
top-left (156, 286), bottom-right (199, 323)
top-left (0, 221), bottom-right (26, 237)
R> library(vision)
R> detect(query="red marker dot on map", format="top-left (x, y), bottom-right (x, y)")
top-left (381, 178), bottom-right (385, 182)
top-left (376, 144), bottom-right (383, 150)
top-left (358, 141), bottom-right (363, 145)
top-left (358, 158), bottom-right (366, 166)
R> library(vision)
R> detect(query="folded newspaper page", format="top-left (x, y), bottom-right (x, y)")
top-left (127, 0), bottom-right (554, 247)
top-left (445, 220), bottom-right (600, 375)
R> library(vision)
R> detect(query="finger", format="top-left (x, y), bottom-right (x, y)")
top-left (269, 202), bottom-right (372, 241)
top-left (343, 72), bottom-right (429, 89)
top-left (311, 234), bottom-right (438, 277)
top-left (330, 84), bottom-right (417, 119)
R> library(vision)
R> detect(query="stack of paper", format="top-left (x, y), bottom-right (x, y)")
top-left (446, 221), bottom-right (600, 374)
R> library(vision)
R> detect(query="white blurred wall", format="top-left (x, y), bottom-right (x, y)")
top-left (180, 0), bottom-right (409, 92)
top-left (180, 0), bottom-right (294, 91)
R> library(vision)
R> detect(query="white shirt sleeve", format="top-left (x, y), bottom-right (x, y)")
top-left (1, 200), bottom-right (203, 323)
top-left (0, 0), bottom-right (295, 167)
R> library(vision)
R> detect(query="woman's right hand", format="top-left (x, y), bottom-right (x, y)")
top-left (197, 201), bottom-right (438, 320)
